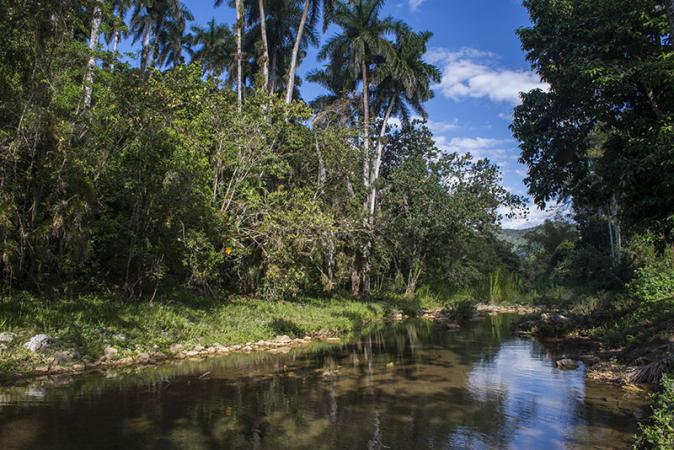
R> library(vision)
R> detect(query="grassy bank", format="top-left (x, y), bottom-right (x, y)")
top-left (0, 292), bottom-right (406, 381)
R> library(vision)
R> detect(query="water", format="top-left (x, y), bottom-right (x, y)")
top-left (0, 315), bottom-right (647, 449)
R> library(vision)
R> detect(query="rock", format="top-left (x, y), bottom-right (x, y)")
top-left (23, 334), bottom-right (50, 352)
top-left (556, 358), bottom-right (579, 370)
top-left (151, 351), bottom-right (167, 361)
top-left (446, 323), bottom-right (461, 331)
top-left (71, 363), bottom-right (85, 371)
top-left (386, 362), bottom-right (395, 368)
top-left (193, 345), bottom-right (205, 352)
top-left (169, 344), bottom-right (184, 354)
top-left (53, 351), bottom-right (73, 365)
top-left (325, 337), bottom-right (341, 343)
top-left (103, 347), bottom-right (119, 359)
top-left (0, 332), bottom-right (16, 344)
top-left (136, 353), bottom-right (151, 364)
top-left (112, 334), bottom-right (127, 342)
top-left (242, 346), bottom-right (253, 352)
top-left (0, 343), bottom-right (7, 352)
top-left (275, 335), bottom-right (292, 343)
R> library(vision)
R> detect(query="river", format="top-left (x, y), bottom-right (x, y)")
top-left (0, 314), bottom-right (647, 449)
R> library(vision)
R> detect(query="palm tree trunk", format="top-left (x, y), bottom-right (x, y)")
top-left (235, 0), bottom-right (243, 111)
top-left (361, 62), bottom-right (371, 189)
top-left (360, 61), bottom-right (372, 295)
top-left (258, 0), bottom-right (270, 91)
top-left (285, 0), bottom-right (310, 104)
top-left (110, 28), bottom-right (121, 71)
top-left (82, 0), bottom-right (103, 110)
top-left (368, 99), bottom-right (395, 222)
top-left (140, 15), bottom-right (152, 72)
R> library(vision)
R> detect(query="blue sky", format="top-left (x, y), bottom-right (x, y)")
top-left (160, 0), bottom-right (558, 228)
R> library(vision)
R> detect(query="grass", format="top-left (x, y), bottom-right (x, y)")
top-left (0, 291), bottom-right (403, 380)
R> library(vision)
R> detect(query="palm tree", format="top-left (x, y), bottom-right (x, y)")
top-left (82, 0), bottom-right (104, 110)
top-left (245, 0), bottom-right (318, 97)
top-left (106, 0), bottom-right (133, 71)
top-left (285, 0), bottom-right (334, 104)
top-left (316, 0), bottom-right (397, 295)
top-left (132, 0), bottom-right (192, 72)
top-left (214, 0), bottom-right (244, 109)
top-left (317, 0), bottom-right (397, 190)
top-left (189, 19), bottom-right (236, 78)
top-left (368, 28), bottom-right (440, 222)
top-left (156, 6), bottom-right (194, 68)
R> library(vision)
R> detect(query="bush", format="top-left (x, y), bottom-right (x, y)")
top-left (628, 251), bottom-right (674, 304)
top-left (635, 374), bottom-right (674, 449)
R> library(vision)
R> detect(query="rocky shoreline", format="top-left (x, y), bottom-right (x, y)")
top-left (0, 303), bottom-right (656, 388)
top-left (0, 332), bottom-right (345, 384)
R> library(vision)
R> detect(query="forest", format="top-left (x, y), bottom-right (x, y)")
top-left (0, 0), bottom-right (673, 448)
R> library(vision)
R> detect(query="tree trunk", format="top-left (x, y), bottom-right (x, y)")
top-left (82, 0), bottom-right (103, 110)
top-left (110, 29), bottom-right (121, 71)
top-left (285, 0), bottom-right (310, 104)
top-left (368, 99), bottom-right (395, 222)
top-left (258, 0), bottom-right (270, 91)
top-left (140, 15), bottom-right (152, 72)
top-left (351, 254), bottom-right (361, 297)
top-left (405, 259), bottom-right (423, 300)
top-left (360, 61), bottom-right (372, 295)
top-left (235, 0), bottom-right (243, 111)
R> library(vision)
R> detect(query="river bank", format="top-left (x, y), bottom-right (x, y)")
top-left (0, 292), bottom-right (399, 383)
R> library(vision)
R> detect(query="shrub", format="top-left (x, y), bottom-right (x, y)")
top-left (628, 252), bottom-right (674, 304)
top-left (635, 374), bottom-right (674, 449)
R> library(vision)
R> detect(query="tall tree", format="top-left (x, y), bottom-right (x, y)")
top-left (285, 0), bottom-right (334, 103)
top-left (106, 0), bottom-right (133, 71)
top-left (317, 0), bottom-right (397, 294)
top-left (369, 28), bottom-right (440, 224)
top-left (189, 19), bottom-right (236, 78)
top-left (82, 0), bottom-right (104, 110)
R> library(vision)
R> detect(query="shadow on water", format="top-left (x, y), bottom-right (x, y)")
top-left (0, 315), bottom-right (648, 449)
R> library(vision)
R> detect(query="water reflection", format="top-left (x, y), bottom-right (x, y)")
top-left (0, 315), bottom-right (646, 449)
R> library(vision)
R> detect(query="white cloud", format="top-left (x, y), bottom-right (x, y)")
top-left (425, 118), bottom-right (460, 133)
top-left (409, 0), bottom-right (427, 11)
top-left (435, 136), bottom-right (514, 166)
top-left (427, 47), bottom-right (548, 105)
top-left (499, 200), bottom-right (569, 230)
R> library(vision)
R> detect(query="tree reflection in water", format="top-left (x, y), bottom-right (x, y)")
top-left (0, 315), bottom-right (647, 449)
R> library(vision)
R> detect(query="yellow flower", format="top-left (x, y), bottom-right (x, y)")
top-left (224, 246), bottom-right (233, 255)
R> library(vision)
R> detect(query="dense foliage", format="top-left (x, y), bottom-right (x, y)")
top-left (0, 0), bottom-right (521, 300)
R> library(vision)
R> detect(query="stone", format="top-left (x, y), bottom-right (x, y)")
top-left (325, 337), bottom-right (341, 343)
top-left (0, 332), bottom-right (16, 344)
top-left (23, 334), bottom-right (50, 352)
top-left (136, 353), bottom-right (151, 364)
top-left (556, 358), bottom-right (579, 370)
top-left (103, 347), bottom-right (119, 359)
top-left (0, 343), bottom-right (7, 352)
top-left (446, 323), bottom-right (461, 331)
top-left (112, 334), bottom-right (127, 342)
top-left (53, 351), bottom-right (73, 365)
top-left (169, 344), bottom-right (184, 354)
top-left (193, 345), bottom-right (205, 352)
top-left (386, 362), bottom-right (395, 368)
top-left (275, 335), bottom-right (292, 343)
top-left (71, 363), bottom-right (85, 371)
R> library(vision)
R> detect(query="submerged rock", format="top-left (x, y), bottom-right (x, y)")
top-left (23, 334), bottom-right (50, 352)
top-left (556, 358), bottom-right (579, 370)
top-left (446, 323), bottom-right (461, 331)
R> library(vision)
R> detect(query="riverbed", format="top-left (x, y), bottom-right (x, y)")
top-left (0, 314), bottom-right (647, 449)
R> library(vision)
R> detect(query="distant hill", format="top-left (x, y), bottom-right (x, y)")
top-left (497, 226), bottom-right (540, 249)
